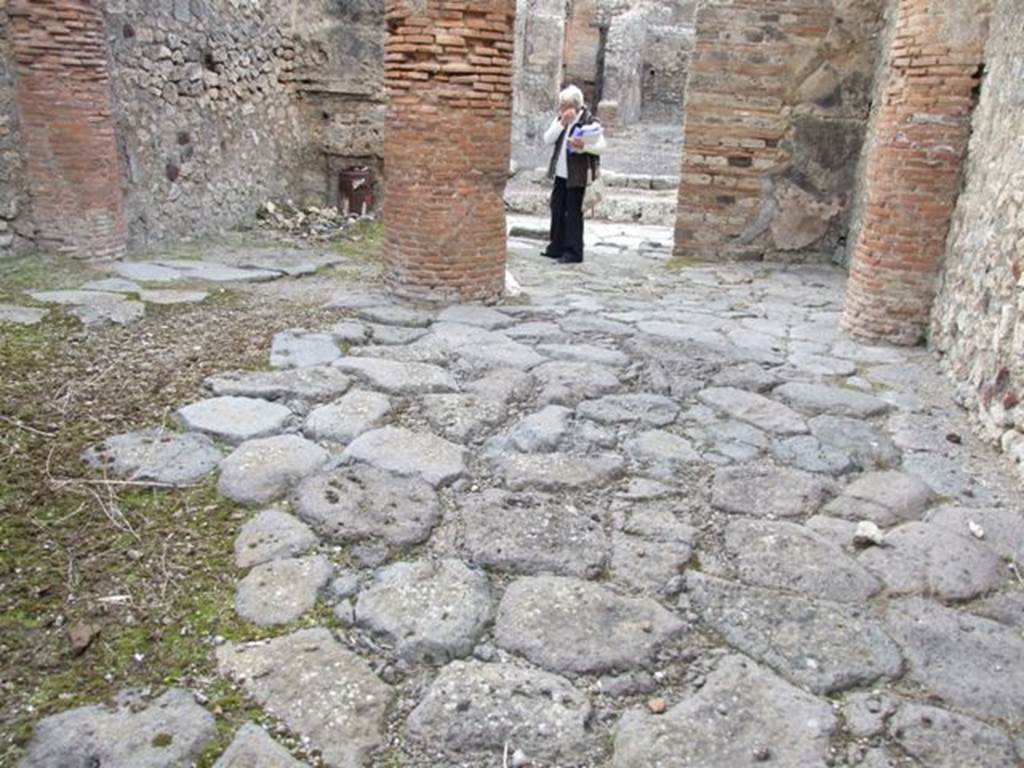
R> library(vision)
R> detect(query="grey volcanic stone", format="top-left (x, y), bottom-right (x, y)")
top-left (857, 522), bottom-right (1004, 602)
top-left (437, 304), bottom-right (512, 329)
top-left (154, 260), bottom-right (281, 282)
top-left (723, 519), bottom-right (882, 602)
top-left (303, 390), bottom-right (391, 443)
top-left (458, 489), bottom-right (610, 578)
top-left (489, 451), bottom-right (625, 492)
top-left (342, 427), bottom-right (467, 487)
top-left (234, 509), bottom-right (318, 569)
top-left (611, 506), bottom-right (695, 594)
top-left (355, 559), bottom-right (492, 662)
top-left (711, 463), bottom-right (835, 518)
top-left (407, 660), bottom-right (591, 764)
top-left (842, 693), bottom-right (898, 739)
top-left (888, 702), bottom-right (1019, 768)
top-left (788, 352), bottom-right (857, 377)
top-left (348, 335), bottom-right (452, 365)
top-left (902, 452), bottom-right (983, 501)
top-left (113, 262), bottom-right (182, 282)
top-left (138, 289), bottom-right (208, 305)
top-left (217, 628), bottom-right (391, 768)
top-left (432, 322), bottom-right (546, 370)
top-left (334, 357), bottom-right (457, 395)
top-left (686, 419), bottom-right (769, 463)
top-left (769, 435), bottom-right (856, 476)
top-left (235, 555), bottom-right (332, 626)
top-left (612, 655), bottom-right (836, 768)
top-left (698, 387), bottom-right (808, 435)
top-left (774, 382), bottom-right (890, 418)
top-left (926, 504), bottom-right (1024, 563)
top-left (293, 464), bottom-right (440, 546)
top-left (533, 361), bottom-right (621, 405)
top-left (205, 367), bottom-right (352, 403)
top-left (176, 396), bottom-right (292, 444)
top-left (218, 435), bottom-right (329, 506)
top-left (625, 430), bottom-right (701, 479)
top-left (577, 393), bottom-right (680, 427)
top-left (79, 278), bottom-right (143, 293)
top-left (18, 688), bottom-right (216, 768)
top-left (495, 576), bottom-right (685, 674)
top-left (823, 471), bottom-right (932, 527)
top-left (70, 300), bottom-right (145, 326)
top-left (538, 343), bottom-right (630, 367)
top-left (809, 415), bottom-right (901, 470)
top-left (489, 405), bottom-right (573, 453)
top-left (710, 362), bottom-right (780, 393)
top-left (82, 429), bottom-right (221, 485)
top-left (886, 598), bottom-right (1024, 723)
top-left (270, 331), bottom-right (341, 369)
top-left (358, 304), bottom-right (435, 327)
top-left (27, 289), bottom-right (126, 306)
top-left (688, 572), bottom-right (903, 694)
top-left (421, 368), bottom-right (531, 442)
top-left (0, 303), bottom-right (48, 325)
top-left (365, 323), bottom-right (428, 345)
top-left (213, 723), bottom-right (306, 768)
top-left (331, 320), bottom-right (369, 344)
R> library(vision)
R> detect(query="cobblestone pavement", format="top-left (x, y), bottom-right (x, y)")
top-left (21, 219), bottom-right (1024, 767)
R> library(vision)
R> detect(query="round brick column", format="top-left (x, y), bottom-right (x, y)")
top-left (10, 0), bottom-right (126, 260)
top-left (383, 0), bottom-right (515, 302)
top-left (841, 0), bottom-right (986, 345)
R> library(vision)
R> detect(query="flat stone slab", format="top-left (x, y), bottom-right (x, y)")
top-left (432, 321), bottom-right (548, 370)
top-left (293, 464), bottom-right (440, 546)
top-left (0, 303), bottom-right (48, 325)
top-left (698, 387), bottom-right (808, 435)
top-left (331, 320), bottom-right (370, 344)
top-left (577, 393), bottom-right (680, 427)
top-left (213, 723), bottom-right (307, 768)
top-left (823, 471), bottom-right (932, 527)
top-left (857, 521), bottom-right (1005, 602)
top-left (926, 503), bottom-right (1024, 563)
top-left (80, 278), bottom-right (142, 293)
top-left (234, 508), bottom-right (318, 568)
top-left (217, 628), bottom-right (391, 767)
top-left (270, 331), bottom-right (341, 369)
top-left (487, 405), bottom-right (572, 454)
top-left (886, 597), bottom-right (1024, 723)
top-left (70, 300), bottom-right (146, 326)
top-left (458, 489), bottom-right (610, 578)
top-left (787, 352), bottom-right (858, 377)
top-left (495, 576), bottom-right (685, 674)
top-left (710, 362), bottom-right (780, 393)
top-left (611, 505), bottom-right (695, 595)
top-left (688, 572), bottom-right (903, 694)
top-left (358, 304), bottom-right (435, 327)
top-left (532, 361), bottom-right (621, 405)
top-left (154, 260), bottom-right (281, 282)
top-left (538, 342), bottom-right (631, 367)
top-left (364, 323), bottom-right (428, 345)
top-left (26, 289), bottom-right (126, 306)
top-left (334, 357), bottom-right (457, 395)
top-left (711, 463), bottom-right (836, 518)
top-left (773, 382), bottom-right (890, 418)
top-left (82, 428), bottom-right (221, 486)
top-left (206, 367), bottom-right (352, 403)
top-left (723, 519), bottom-right (882, 602)
top-left (176, 396), bottom-right (292, 445)
top-left (18, 688), bottom-right (216, 768)
top-left (624, 430), bottom-right (701, 479)
top-left (218, 435), bottom-right (329, 507)
top-left (902, 451), bottom-right (985, 501)
top-left (407, 660), bottom-right (592, 764)
top-left (808, 415), bottom-right (901, 470)
top-left (303, 390), bottom-right (391, 444)
top-left (504, 320), bottom-right (565, 340)
top-left (887, 702), bottom-right (1019, 768)
top-left (612, 655), bottom-right (836, 768)
top-left (341, 427), bottom-right (467, 487)
top-left (421, 392), bottom-right (513, 443)
top-left (235, 554), bottom-right (332, 626)
top-left (138, 289), bottom-right (208, 305)
top-left (436, 304), bottom-right (512, 329)
top-left (355, 559), bottom-right (492, 663)
top-left (489, 451), bottom-right (625, 492)
top-left (113, 262), bottom-right (183, 282)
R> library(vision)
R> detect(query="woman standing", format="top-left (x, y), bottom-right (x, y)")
top-left (541, 85), bottom-right (606, 264)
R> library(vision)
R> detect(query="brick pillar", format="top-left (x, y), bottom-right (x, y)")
top-left (841, 0), bottom-right (987, 344)
top-left (9, 0), bottom-right (126, 260)
top-left (383, 0), bottom-right (515, 302)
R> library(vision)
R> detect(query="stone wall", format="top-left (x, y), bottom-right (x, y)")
top-left (511, 0), bottom-right (565, 146)
top-left (931, 0), bottom-right (1024, 477)
top-left (640, 16), bottom-right (695, 123)
top-left (562, 0), bottom-right (601, 104)
top-left (0, 4), bottom-right (28, 257)
top-left (673, 0), bottom-right (886, 263)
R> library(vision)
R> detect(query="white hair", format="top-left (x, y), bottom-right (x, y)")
top-left (559, 85), bottom-right (584, 109)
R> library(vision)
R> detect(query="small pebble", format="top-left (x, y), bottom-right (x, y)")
top-left (647, 698), bottom-right (667, 715)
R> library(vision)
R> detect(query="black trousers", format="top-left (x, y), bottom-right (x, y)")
top-left (545, 177), bottom-right (584, 262)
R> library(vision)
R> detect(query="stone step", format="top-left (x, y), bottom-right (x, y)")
top-left (504, 184), bottom-right (678, 226)
top-left (510, 165), bottom-right (680, 190)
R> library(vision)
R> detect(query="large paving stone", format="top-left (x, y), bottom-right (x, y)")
top-left (407, 660), bottom-right (592, 764)
top-left (688, 572), bottom-right (903, 694)
top-left (303, 390), bottom-right (391, 443)
top-left (18, 688), bottom-right (216, 768)
top-left (538, 342), bottom-right (630, 367)
top-left (711, 463), bottom-right (835, 519)
top-left (334, 357), bottom-right (457, 395)
top-left (113, 262), bottom-right (183, 282)
top-left (769, 435), bottom-right (856, 476)
top-left (823, 471), bottom-right (932, 527)
top-left (341, 427), bottom-right (467, 487)
top-left (886, 597), bottom-right (1024, 724)
top-left (293, 464), bottom-right (440, 546)
top-left (808, 415), bottom-right (901, 470)
top-left (138, 289), bottom-right (208, 305)
top-left (70, 299), bottom-right (145, 326)
top-left (698, 387), bottom-right (808, 435)
top-left (857, 521), bottom-right (1005, 602)
top-left (431, 321), bottom-right (547, 370)
top-left (458, 489), bottom-right (610, 578)
top-left (504, 320), bottom-right (565, 341)
top-left (218, 435), bottom-right (329, 506)
top-left (787, 352), bottom-right (857, 377)
top-left (611, 505), bottom-right (695, 595)
top-left (270, 331), bottom-right (341, 369)
top-left (213, 723), bottom-right (307, 768)
top-left (488, 451), bottom-right (625, 492)
top-left (887, 411), bottom-right (956, 453)
top-left (577, 393), bottom-right (680, 427)
top-left (155, 260), bottom-right (281, 282)
top-left (348, 334), bottom-right (452, 365)
top-left (437, 304), bottom-right (513, 329)
top-left (887, 702), bottom-right (1019, 768)
top-left (217, 628), bottom-right (392, 767)
top-left (26, 289), bottom-right (125, 306)
top-left (205, 367), bottom-right (352, 403)
top-left (495, 576), bottom-right (685, 674)
top-left (487, 405), bottom-right (573, 453)
top-left (235, 554), bottom-right (332, 626)
top-left (773, 382), bottom-right (890, 418)
top-left (532, 361), bottom-right (621, 405)
top-left (902, 451), bottom-right (990, 502)
top-left (624, 430), bottom-right (701, 480)
top-left (421, 368), bottom-right (532, 442)
top-left (82, 428), bottom-right (221, 485)
top-left (0, 303), bottom-right (48, 325)
top-left (355, 559), bottom-right (492, 663)
top-left (710, 362), bottom-right (781, 393)
top-left (234, 508), bottom-right (318, 568)
top-left (364, 323), bottom-right (428, 346)
top-left (358, 304), bottom-right (435, 327)
top-left (176, 396), bottom-right (292, 445)
top-left (612, 655), bottom-right (836, 768)
top-left (925, 504), bottom-right (1024, 563)
top-left (685, 419), bottom-right (769, 463)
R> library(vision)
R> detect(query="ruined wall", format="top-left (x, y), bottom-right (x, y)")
top-left (562, 0), bottom-right (601, 104)
top-left (673, 0), bottom-right (887, 262)
top-left (931, 0), bottom-right (1024, 478)
top-left (0, 4), bottom-right (28, 257)
top-left (640, 17), bottom-right (695, 123)
top-left (511, 0), bottom-right (565, 145)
